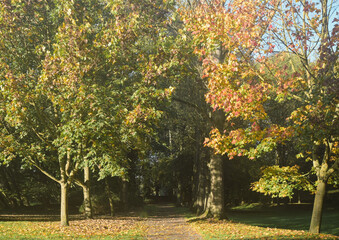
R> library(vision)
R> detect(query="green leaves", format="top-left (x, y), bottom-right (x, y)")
top-left (0, 0), bottom-right (182, 186)
top-left (252, 165), bottom-right (315, 199)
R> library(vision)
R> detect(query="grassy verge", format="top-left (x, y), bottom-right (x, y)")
top-left (0, 218), bottom-right (146, 239)
top-left (227, 203), bottom-right (339, 236)
top-left (190, 219), bottom-right (339, 240)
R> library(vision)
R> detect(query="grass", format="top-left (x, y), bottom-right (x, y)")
top-left (187, 203), bottom-right (339, 240)
top-left (1, 203), bottom-right (338, 239)
top-left (227, 203), bottom-right (339, 236)
top-left (0, 218), bottom-right (146, 239)
top-left (190, 219), bottom-right (339, 240)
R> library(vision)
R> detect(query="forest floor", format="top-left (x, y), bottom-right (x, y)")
top-left (0, 203), bottom-right (339, 239)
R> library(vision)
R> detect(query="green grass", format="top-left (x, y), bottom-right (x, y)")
top-left (227, 203), bottom-right (339, 236)
top-left (186, 203), bottom-right (339, 239)
top-left (1, 203), bottom-right (338, 239)
top-left (190, 219), bottom-right (339, 240)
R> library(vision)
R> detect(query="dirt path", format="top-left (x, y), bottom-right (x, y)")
top-left (144, 203), bottom-right (203, 240)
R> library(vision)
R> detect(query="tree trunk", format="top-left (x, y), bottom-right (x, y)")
top-left (298, 191), bottom-right (301, 204)
top-left (83, 166), bottom-right (93, 219)
top-left (207, 152), bottom-right (224, 219)
top-left (105, 178), bottom-right (114, 217)
top-left (176, 182), bottom-right (183, 206)
top-left (205, 106), bottom-right (226, 219)
top-left (309, 180), bottom-right (326, 233)
top-left (60, 182), bottom-right (69, 226)
top-left (122, 180), bottom-right (128, 210)
top-left (194, 150), bottom-right (209, 214)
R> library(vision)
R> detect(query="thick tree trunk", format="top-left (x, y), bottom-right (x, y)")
top-left (207, 152), bottom-right (224, 219)
top-left (309, 180), bottom-right (326, 233)
top-left (309, 141), bottom-right (336, 233)
top-left (83, 166), bottom-right (93, 219)
top-left (60, 182), bottom-right (69, 227)
top-left (205, 106), bottom-right (226, 219)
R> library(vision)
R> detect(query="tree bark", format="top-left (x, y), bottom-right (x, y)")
top-left (194, 150), bottom-right (209, 215)
top-left (83, 165), bottom-right (93, 219)
top-left (105, 178), bottom-right (114, 216)
top-left (122, 180), bottom-right (128, 210)
top-left (309, 180), bottom-right (326, 233)
top-left (60, 182), bottom-right (69, 227)
top-left (207, 152), bottom-right (225, 219)
top-left (176, 182), bottom-right (183, 205)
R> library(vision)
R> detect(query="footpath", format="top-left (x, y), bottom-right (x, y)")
top-left (144, 203), bottom-right (203, 240)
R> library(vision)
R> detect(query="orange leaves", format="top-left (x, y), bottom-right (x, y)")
top-left (190, 217), bottom-right (336, 240)
top-left (0, 218), bottom-right (145, 239)
top-left (205, 122), bottom-right (294, 159)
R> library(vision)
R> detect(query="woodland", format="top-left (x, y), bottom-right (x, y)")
top-left (0, 0), bottom-right (338, 238)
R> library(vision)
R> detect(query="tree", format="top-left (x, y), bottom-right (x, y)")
top-left (183, 0), bottom-right (338, 232)
top-left (0, 0), bottom-right (176, 226)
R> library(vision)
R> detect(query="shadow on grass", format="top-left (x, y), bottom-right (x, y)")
top-left (141, 203), bottom-right (188, 219)
top-left (205, 235), bottom-right (338, 240)
top-left (0, 213), bottom-right (85, 222)
top-left (227, 203), bottom-right (339, 236)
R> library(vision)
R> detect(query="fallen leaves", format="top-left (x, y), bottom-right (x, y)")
top-left (190, 219), bottom-right (339, 240)
top-left (0, 217), bottom-right (146, 239)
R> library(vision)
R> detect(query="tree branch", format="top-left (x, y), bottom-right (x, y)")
top-left (28, 157), bottom-right (60, 184)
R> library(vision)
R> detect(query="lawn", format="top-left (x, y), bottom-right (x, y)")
top-left (1, 203), bottom-right (338, 239)
top-left (227, 203), bottom-right (339, 236)
top-left (0, 217), bottom-right (146, 239)
top-left (188, 203), bottom-right (339, 240)
top-left (191, 219), bottom-right (339, 240)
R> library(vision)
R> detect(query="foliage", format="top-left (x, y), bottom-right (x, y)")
top-left (251, 165), bottom-right (314, 199)
top-left (182, 0), bottom-right (338, 207)
top-left (0, 0), bottom-right (184, 225)
top-left (182, 0), bottom-right (338, 160)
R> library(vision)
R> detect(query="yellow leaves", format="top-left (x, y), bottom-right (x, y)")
top-left (0, 218), bottom-right (144, 239)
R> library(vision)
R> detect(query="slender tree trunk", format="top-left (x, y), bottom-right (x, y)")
top-left (60, 182), bottom-right (69, 226)
top-left (298, 191), bottom-right (301, 204)
top-left (309, 180), bottom-right (326, 233)
top-left (83, 165), bottom-right (93, 219)
top-left (122, 180), bottom-right (128, 210)
top-left (0, 192), bottom-right (10, 208)
top-left (195, 151), bottom-right (209, 214)
top-left (176, 182), bottom-right (183, 205)
top-left (105, 178), bottom-right (114, 216)
top-left (7, 168), bottom-right (24, 207)
top-left (194, 162), bottom-right (204, 213)
top-left (192, 129), bottom-right (200, 208)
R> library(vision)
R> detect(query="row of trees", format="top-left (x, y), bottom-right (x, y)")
top-left (0, 0), bottom-right (337, 234)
